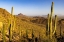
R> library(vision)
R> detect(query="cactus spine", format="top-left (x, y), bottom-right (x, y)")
top-left (9, 7), bottom-right (13, 42)
top-left (2, 24), bottom-right (6, 42)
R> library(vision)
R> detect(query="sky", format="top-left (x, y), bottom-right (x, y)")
top-left (0, 0), bottom-right (64, 16)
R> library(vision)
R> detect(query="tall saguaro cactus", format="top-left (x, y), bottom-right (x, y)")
top-left (46, 2), bottom-right (57, 39)
top-left (9, 7), bottom-right (14, 42)
top-left (49, 2), bottom-right (54, 39)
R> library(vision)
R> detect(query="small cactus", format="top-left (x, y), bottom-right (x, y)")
top-left (9, 24), bottom-right (12, 42)
top-left (2, 24), bottom-right (6, 42)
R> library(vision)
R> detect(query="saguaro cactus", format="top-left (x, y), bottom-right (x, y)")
top-left (8, 17), bottom-right (11, 42)
top-left (9, 7), bottom-right (13, 42)
top-left (46, 14), bottom-right (50, 36)
top-left (49, 2), bottom-right (54, 39)
top-left (47, 2), bottom-right (57, 39)
top-left (2, 24), bottom-right (6, 42)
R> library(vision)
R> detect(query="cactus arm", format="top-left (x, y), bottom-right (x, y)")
top-left (48, 14), bottom-right (50, 35)
top-left (46, 14), bottom-right (50, 36)
top-left (53, 15), bottom-right (57, 35)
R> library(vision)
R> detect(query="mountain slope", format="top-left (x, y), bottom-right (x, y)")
top-left (0, 8), bottom-right (46, 41)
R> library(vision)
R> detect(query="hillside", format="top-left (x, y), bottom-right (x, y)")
top-left (0, 8), bottom-right (47, 41)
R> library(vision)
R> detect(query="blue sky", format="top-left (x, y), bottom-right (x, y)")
top-left (0, 0), bottom-right (64, 16)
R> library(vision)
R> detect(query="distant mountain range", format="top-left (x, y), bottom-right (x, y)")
top-left (16, 13), bottom-right (64, 26)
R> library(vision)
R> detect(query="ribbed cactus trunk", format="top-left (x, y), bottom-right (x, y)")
top-left (50, 2), bottom-right (54, 39)
top-left (53, 15), bottom-right (57, 35)
top-left (2, 24), bottom-right (6, 42)
top-left (9, 7), bottom-right (13, 42)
